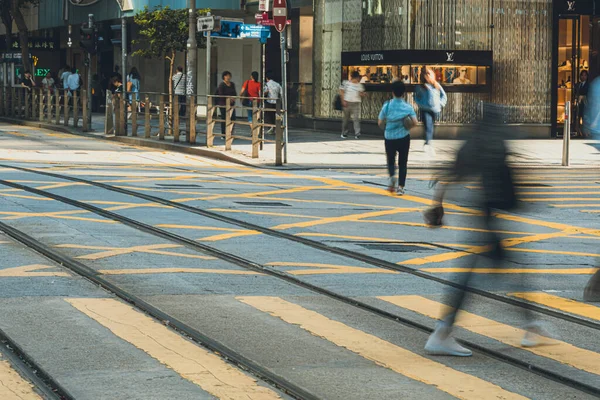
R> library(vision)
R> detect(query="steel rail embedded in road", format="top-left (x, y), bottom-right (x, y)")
top-left (0, 178), bottom-right (599, 397)
top-left (0, 325), bottom-right (73, 400)
top-left (1, 163), bottom-right (599, 332)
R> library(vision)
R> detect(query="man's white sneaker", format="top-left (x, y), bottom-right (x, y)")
top-left (425, 326), bottom-right (472, 357)
top-left (355, 133), bottom-right (361, 139)
top-left (341, 133), bottom-right (348, 139)
top-left (397, 186), bottom-right (405, 195)
top-left (521, 322), bottom-right (557, 347)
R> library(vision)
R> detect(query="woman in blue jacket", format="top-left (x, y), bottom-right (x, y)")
top-left (414, 67), bottom-right (447, 155)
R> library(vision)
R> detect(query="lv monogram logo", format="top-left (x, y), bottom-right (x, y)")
top-left (567, 0), bottom-right (576, 11)
top-left (446, 52), bottom-right (455, 62)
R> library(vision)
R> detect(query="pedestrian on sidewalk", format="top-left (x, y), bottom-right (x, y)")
top-left (340, 71), bottom-right (366, 139)
top-left (414, 67), bottom-right (447, 155)
top-left (575, 70), bottom-right (589, 137)
top-left (240, 71), bottom-right (261, 122)
top-left (67, 67), bottom-right (81, 95)
top-left (422, 103), bottom-right (554, 357)
top-left (20, 70), bottom-right (35, 92)
top-left (378, 81), bottom-right (417, 195)
top-left (60, 66), bottom-right (71, 90)
top-left (264, 72), bottom-right (282, 134)
top-left (127, 67), bottom-right (141, 106)
top-left (215, 71), bottom-right (237, 139)
top-left (42, 72), bottom-right (55, 93)
top-left (172, 66), bottom-right (187, 117)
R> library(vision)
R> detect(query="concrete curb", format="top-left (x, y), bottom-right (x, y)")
top-left (2, 117), bottom-right (599, 170)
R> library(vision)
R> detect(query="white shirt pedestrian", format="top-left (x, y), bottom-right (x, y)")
top-left (61, 70), bottom-right (71, 89)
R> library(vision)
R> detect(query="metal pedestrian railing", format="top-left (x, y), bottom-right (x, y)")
top-left (0, 86), bottom-right (88, 131)
top-left (0, 87), bottom-right (286, 166)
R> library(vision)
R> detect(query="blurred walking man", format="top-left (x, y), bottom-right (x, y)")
top-left (423, 103), bottom-right (554, 356)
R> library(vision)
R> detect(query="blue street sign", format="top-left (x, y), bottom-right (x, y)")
top-left (239, 24), bottom-right (271, 40)
top-left (204, 20), bottom-right (271, 43)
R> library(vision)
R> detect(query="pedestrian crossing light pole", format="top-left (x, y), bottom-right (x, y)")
top-left (187, 0), bottom-right (197, 96)
top-left (273, 0), bottom-right (288, 164)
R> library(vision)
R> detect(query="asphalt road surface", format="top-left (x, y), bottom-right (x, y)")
top-left (0, 124), bottom-right (598, 399)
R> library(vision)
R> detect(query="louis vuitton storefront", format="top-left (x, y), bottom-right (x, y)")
top-left (311, 0), bottom-right (600, 137)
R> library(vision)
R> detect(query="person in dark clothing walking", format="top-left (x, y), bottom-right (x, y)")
top-left (378, 81), bottom-right (417, 195)
top-left (215, 71), bottom-right (237, 138)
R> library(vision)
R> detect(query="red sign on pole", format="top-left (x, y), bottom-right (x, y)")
top-left (272, 0), bottom-right (288, 33)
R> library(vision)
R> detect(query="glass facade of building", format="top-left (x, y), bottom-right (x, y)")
top-left (313, 0), bottom-right (553, 125)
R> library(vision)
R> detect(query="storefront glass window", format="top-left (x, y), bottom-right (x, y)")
top-left (314, 0), bottom-right (553, 125)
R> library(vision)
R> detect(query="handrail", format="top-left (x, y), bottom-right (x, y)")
top-left (1, 89), bottom-right (286, 166)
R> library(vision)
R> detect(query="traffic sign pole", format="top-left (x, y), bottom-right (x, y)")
top-left (273, 0), bottom-right (289, 163)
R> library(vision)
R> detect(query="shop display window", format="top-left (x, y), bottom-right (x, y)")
top-left (342, 64), bottom-right (487, 86)
top-left (341, 50), bottom-right (492, 93)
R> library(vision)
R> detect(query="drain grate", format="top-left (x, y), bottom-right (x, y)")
top-left (156, 184), bottom-right (202, 188)
top-left (515, 183), bottom-right (550, 187)
top-left (235, 201), bottom-right (291, 207)
top-left (358, 243), bottom-right (429, 252)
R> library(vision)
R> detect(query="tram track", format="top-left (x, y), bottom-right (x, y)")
top-left (1, 163), bottom-right (599, 331)
top-left (0, 171), bottom-right (599, 396)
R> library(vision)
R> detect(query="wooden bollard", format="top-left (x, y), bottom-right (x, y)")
top-left (189, 96), bottom-right (196, 144)
top-left (158, 95), bottom-right (165, 140)
top-left (144, 95), bottom-right (150, 138)
top-left (131, 97), bottom-right (138, 137)
top-left (173, 95), bottom-right (180, 142)
top-left (64, 90), bottom-right (69, 126)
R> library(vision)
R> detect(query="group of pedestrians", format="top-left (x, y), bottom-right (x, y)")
top-left (198, 69), bottom-right (281, 136)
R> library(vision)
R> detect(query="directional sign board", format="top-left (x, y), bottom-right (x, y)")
top-left (239, 24), bottom-right (271, 40)
top-left (203, 18), bottom-right (244, 39)
top-left (259, 0), bottom-right (270, 12)
top-left (273, 0), bottom-right (288, 33)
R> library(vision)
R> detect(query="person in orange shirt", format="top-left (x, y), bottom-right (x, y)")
top-left (240, 71), bottom-right (261, 122)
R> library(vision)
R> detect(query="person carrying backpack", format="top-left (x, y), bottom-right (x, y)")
top-left (414, 67), bottom-right (447, 155)
top-left (378, 81), bottom-right (417, 195)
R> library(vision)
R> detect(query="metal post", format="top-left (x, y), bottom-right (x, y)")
top-left (260, 42), bottom-right (266, 151)
top-left (87, 14), bottom-right (94, 126)
top-left (562, 100), bottom-right (571, 167)
top-left (131, 97), bottom-right (137, 136)
top-left (280, 28), bottom-right (288, 164)
top-left (206, 96), bottom-right (214, 147)
top-left (121, 15), bottom-right (127, 129)
top-left (206, 13), bottom-right (213, 147)
top-left (187, 0), bottom-right (197, 96)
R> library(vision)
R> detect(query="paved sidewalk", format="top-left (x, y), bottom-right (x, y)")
top-left (2, 113), bottom-right (600, 169)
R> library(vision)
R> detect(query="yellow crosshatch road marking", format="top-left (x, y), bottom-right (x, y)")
top-left (0, 210), bottom-right (114, 223)
top-left (271, 208), bottom-right (411, 230)
top-left (87, 200), bottom-right (171, 211)
top-left (175, 185), bottom-right (344, 203)
top-left (156, 224), bottom-right (250, 232)
top-left (519, 191), bottom-right (600, 195)
top-left (238, 296), bottom-right (527, 400)
top-left (199, 230), bottom-right (261, 241)
top-left (523, 197), bottom-right (600, 202)
top-left (552, 204), bottom-right (600, 208)
top-left (55, 244), bottom-right (216, 261)
top-left (67, 298), bottom-right (282, 399)
top-left (379, 295), bottom-right (600, 376)
top-left (256, 196), bottom-right (399, 209)
top-left (0, 264), bottom-right (70, 277)
top-left (422, 267), bottom-right (598, 274)
top-left (401, 230), bottom-right (577, 266)
top-left (0, 359), bottom-right (42, 399)
top-left (99, 268), bottom-right (260, 275)
top-left (208, 208), bottom-right (323, 220)
top-left (507, 248), bottom-right (600, 258)
top-left (266, 262), bottom-right (398, 275)
top-left (509, 293), bottom-right (600, 320)
top-left (356, 220), bottom-right (535, 235)
top-left (35, 182), bottom-right (87, 190)
top-left (0, 191), bottom-right (54, 201)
